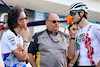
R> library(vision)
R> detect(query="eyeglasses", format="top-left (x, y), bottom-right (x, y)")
top-left (70, 10), bottom-right (82, 16)
top-left (47, 20), bottom-right (61, 24)
top-left (19, 17), bottom-right (28, 21)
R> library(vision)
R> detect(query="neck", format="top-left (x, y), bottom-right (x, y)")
top-left (13, 27), bottom-right (21, 35)
top-left (52, 32), bottom-right (56, 35)
top-left (79, 18), bottom-right (89, 28)
top-left (47, 29), bottom-right (58, 35)
top-left (52, 30), bottom-right (58, 35)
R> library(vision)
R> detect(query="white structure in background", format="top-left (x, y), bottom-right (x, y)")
top-left (0, 13), bottom-right (8, 66)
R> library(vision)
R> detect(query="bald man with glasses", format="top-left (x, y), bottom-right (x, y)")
top-left (28, 13), bottom-right (76, 67)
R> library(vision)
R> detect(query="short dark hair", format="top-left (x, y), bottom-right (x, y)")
top-left (83, 10), bottom-right (88, 19)
top-left (7, 6), bottom-right (24, 29)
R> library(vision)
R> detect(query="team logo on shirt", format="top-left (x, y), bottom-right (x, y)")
top-left (58, 38), bottom-right (66, 41)
top-left (7, 35), bottom-right (16, 45)
top-left (77, 33), bottom-right (85, 42)
top-left (31, 38), bottom-right (34, 42)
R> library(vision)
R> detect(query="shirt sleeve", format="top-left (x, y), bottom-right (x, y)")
top-left (28, 33), bottom-right (38, 55)
top-left (6, 34), bottom-right (18, 50)
top-left (93, 24), bottom-right (100, 42)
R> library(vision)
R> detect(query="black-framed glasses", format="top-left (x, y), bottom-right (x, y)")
top-left (19, 17), bottom-right (28, 21)
top-left (70, 10), bottom-right (82, 16)
top-left (47, 20), bottom-right (61, 24)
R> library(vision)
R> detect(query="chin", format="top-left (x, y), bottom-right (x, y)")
top-left (55, 29), bottom-right (59, 32)
top-left (73, 20), bottom-right (76, 23)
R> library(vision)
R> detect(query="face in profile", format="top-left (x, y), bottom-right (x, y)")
top-left (18, 11), bottom-right (28, 29)
top-left (70, 10), bottom-right (83, 24)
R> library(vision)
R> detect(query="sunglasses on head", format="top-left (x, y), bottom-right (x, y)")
top-left (70, 10), bottom-right (82, 16)
top-left (47, 20), bottom-right (61, 24)
top-left (19, 17), bottom-right (28, 21)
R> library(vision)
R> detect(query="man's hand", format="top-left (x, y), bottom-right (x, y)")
top-left (22, 27), bottom-right (30, 41)
top-left (69, 24), bottom-right (78, 38)
top-left (17, 43), bottom-right (24, 51)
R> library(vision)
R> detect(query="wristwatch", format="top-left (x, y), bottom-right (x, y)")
top-left (68, 63), bottom-right (73, 67)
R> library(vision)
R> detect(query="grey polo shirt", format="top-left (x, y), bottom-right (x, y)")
top-left (28, 29), bottom-right (70, 67)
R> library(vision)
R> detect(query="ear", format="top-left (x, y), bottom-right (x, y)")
top-left (45, 21), bottom-right (48, 26)
top-left (17, 20), bottom-right (20, 25)
top-left (80, 11), bottom-right (84, 17)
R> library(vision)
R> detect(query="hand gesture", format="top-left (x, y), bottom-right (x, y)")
top-left (22, 27), bottom-right (30, 41)
top-left (69, 24), bottom-right (78, 38)
top-left (17, 43), bottom-right (24, 51)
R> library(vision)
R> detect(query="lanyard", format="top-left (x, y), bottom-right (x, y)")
top-left (46, 30), bottom-right (62, 43)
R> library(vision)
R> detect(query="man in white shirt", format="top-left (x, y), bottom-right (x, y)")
top-left (1, 6), bottom-right (30, 67)
top-left (69, 2), bottom-right (100, 67)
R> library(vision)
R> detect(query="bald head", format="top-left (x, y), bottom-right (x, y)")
top-left (46, 13), bottom-right (59, 21)
top-left (46, 13), bottom-right (60, 35)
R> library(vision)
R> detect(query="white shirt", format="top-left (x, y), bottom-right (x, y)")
top-left (1, 29), bottom-right (23, 54)
top-left (75, 23), bottom-right (100, 66)
top-left (1, 29), bottom-right (26, 67)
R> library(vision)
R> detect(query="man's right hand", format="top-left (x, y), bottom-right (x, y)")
top-left (22, 27), bottom-right (30, 41)
top-left (69, 24), bottom-right (78, 38)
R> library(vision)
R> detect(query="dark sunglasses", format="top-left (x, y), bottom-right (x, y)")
top-left (70, 10), bottom-right (82, 16)
top-left (47, 20), bottom-right (61, 24)
top-left (19, 17), bottom-right (28, 21)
